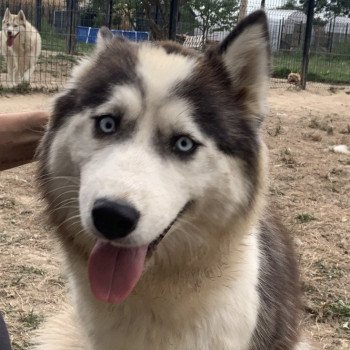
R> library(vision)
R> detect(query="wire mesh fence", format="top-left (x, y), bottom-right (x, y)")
top-left (0, 0), bottom-right (349, 90)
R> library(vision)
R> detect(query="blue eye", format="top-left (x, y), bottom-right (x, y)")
top-left (174, 136), bottom-right (196, 154)
top-left (96, 115), bottom-right (117, 134)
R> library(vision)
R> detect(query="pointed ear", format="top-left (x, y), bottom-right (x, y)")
top-left (96, 26), bottom-right (114, 51)
top-left (213, 11), bottom-right (270, 119)
top-left (18, 10), bottom-right (26, 22)
top-left (4, 8), bottom-right (10, 20)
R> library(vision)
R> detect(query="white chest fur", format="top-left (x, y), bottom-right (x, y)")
top-left (70, 232), bottom-right (260, 350)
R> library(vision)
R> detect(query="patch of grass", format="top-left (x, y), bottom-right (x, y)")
top-left (324, 300), bottom-right (350, 320)
top-left (308, 117), bottom-right (333, 133)
top-left (12, 341), bottom-right (28, 350)
top-left (269, 185), bottom-right (285, 196)
top-left (19, 310), bottom-right (44, 330)
top-left (268, 117), bottom-right (283, 137)
top-left (326, 183), bottom-right (341, 193)
top-left (0, 233), bottom-right (9, 243)
top-left (280, 147), bottom-right (297, 167)
top-left (0, 83), bottom-right (58, 95)
top-left (339, 124), bottom-right (350, 135)
top-left (0, 56), bottom-right (6, 73)
top-left (19, 265), bottom-right (46, 276)
top-left (314, 260), bottom-right (344, 280)
top-left (55, 53), bottom-right (78, 63)
top-left (302, 282), bottom-right (317, 293)
top-left (296, 213), bottom-right (316, 223)
top-left (0, 82), bottom-right (33, 94)
top-left (40, 20), bottom-right (95, 55)
top-left (303, 132), bottom-right (322, 142)
top-left (272, 50), bottom-right (350, 84)
top-left (0, 197), bottom-right (16, 209)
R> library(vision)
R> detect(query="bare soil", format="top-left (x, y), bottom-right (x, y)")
top-left (0, 87), bottom-right (349, 350)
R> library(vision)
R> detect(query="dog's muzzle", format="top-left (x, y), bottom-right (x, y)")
top-left (6, 32), bottom-right (19, 47)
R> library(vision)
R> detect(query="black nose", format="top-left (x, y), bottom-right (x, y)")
top-left (92, 199), bottom-right (140, 240)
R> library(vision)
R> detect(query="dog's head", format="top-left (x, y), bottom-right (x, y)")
top-left (38, 11), bottom-right (270, 304)
top-left (2, 8), bottom-right (26, 47)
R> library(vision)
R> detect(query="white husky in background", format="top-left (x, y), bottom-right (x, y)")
top-left (1, 8), bottom-right (41, 83)
top-left (34, 11), bottom-right (310, 350)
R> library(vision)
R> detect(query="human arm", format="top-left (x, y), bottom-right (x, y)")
top-left (0, 111), bottom-right (48, 171)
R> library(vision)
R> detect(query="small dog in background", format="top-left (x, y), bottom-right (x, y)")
top-left (1, 8), bottom-right (41, 83)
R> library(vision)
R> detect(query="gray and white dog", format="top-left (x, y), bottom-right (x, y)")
top-left (34, 11), bottom-right (310, 350)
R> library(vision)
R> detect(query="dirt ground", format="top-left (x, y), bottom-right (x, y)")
top-left (0, 87), bottom-right (349, 350)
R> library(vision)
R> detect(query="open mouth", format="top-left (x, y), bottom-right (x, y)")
top-left (88, 202), bottom-right (190, 304)
top-left (6, 33), bottom-right (19, 47)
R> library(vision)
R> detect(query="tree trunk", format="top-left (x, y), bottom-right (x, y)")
top-left (238, 0), bottom-right (248, 21)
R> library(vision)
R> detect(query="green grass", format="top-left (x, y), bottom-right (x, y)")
top-left (19, 265), bottom-right (46, 276)
top-left (0, 82), bottom-right (32, 94)
top-left (324, 300), bottom-right (350, 320)
top-left (0, 82), bottom-right (40, 94)
top-left (272, 50), bottom-right (350, 84)
top-left (40, 20), bottom-right (95, 54)
top-left (19, 310), bottom-right (44, 330)
top-left (280, 147), bottom-right (297, 167)
top-left (314, 260), bottom-right (344, 280)
top-left (296, 213), bottom-right (316, 223)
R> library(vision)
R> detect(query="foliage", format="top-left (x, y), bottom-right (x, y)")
top-left (185, 0), bottom-right (239, 43)
top-left (278, 0), bottom-right (348, 24)
top-left (299, 0), bottom-right (350, 18)
top-left (278, 0), bottom-right (300, 10)
top-left (112, 0), bottom-right (188, 40)
top-left (113, 0), bottom-right (140, 30)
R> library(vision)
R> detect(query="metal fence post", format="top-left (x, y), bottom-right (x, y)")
top-left (329, 17), bottom-right (336, 53)
top-left (104, 0), bottom-right (113, 28)
top-left (301, 0), bottom-right (315, 90)
top-left (108, 0), bottom-right (113, 28)
top-left (327, 19), bottom-right (332, 51)
top-left (66, 0), bottom-right (78, 54)
top-left (169, 0), bottom-right (179, 40)
top-left (35, 0), bottom-right (42, 32)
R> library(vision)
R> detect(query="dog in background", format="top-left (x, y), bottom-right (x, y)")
top-left (34, 11), bottom-right (311, 350)
top-left (1, 8), bottom-right (41, 83)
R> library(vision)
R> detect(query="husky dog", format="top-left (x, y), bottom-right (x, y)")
top-left (35, 11), bottom-right (309, 350)
top-left (1, 8), bottom-right (41, 83)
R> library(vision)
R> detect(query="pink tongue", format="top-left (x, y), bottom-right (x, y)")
top-left (88, 242), bottom-right (147, 304)
top-left (7, 36), bottom-right (14, 47)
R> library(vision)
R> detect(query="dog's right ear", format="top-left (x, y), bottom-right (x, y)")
top-left (207, 11), bottom-right (270, 121)
top-left (96, 26), bottom-right (114, 51)
top-left (4, 8), bottom-right (10, 20)
top-left (18, 10), bottom-right (26, 23)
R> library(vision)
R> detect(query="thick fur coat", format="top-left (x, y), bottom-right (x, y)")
top-left (34, 11), bottom-right (309, 350)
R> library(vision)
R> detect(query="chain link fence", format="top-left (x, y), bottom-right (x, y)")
top-left (0, 0), bottom-right (349, 90)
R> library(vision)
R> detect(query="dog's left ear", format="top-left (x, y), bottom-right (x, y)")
top-left (4, 8), bottom-right (10, 20)
top-left (209, 11), bottom-right (270, 118)
top-left (96, 26), bottom-right (114, 51)
top-left (18, 10), bottom-right (26, 23)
